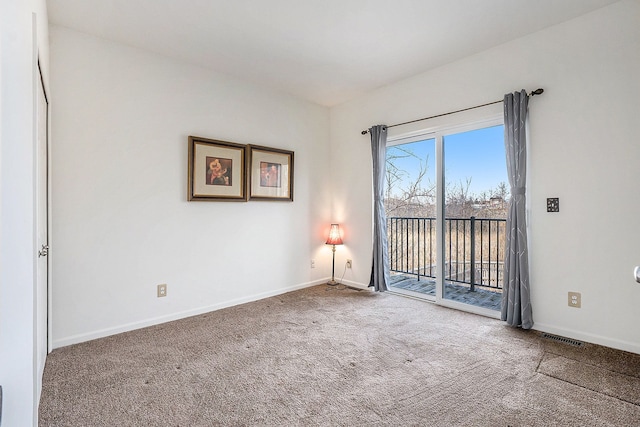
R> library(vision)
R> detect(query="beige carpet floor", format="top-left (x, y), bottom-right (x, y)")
top-left (39, 285), bottom-right (640, 426)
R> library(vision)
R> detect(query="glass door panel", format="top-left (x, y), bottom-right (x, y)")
top-left (442, 125), bottom-right (507, 311)
top-left (385, 138), bottom-right (437, 299)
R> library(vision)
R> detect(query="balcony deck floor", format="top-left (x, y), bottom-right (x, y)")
top-left (389, 273), bottom-right (502, 311)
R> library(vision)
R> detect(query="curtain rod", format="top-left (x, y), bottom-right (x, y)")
top-left (360, 88), bottom-right (544, 135)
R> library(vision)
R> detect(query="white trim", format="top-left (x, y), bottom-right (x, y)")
top-left (387, 115), bottom-right (503, 146)
top-left (52, 279), bottom-right (327, 349)
top-left (387, 130), bottom-right (436, 147)
top-left (35, 59), bottom-right (51, 359)
top-left (39, 57), bottom-right (53, 356)
top-left (31, 12), bottom-right (41, 424)
top-left (337, 278), bottom-right (373, 291)
top-left (437, 298), bottom-right (501, 319)
top-left (533, 323), bottom-right (640, 355)
top-left (46, 96), bottom-right (53, 356)
top-left (388, 287), bottom-right (436, 302)
top-left (436, 133), bottom-right (444, 302)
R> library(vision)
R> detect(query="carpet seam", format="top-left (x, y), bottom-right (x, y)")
top-left (537, 369), bottom-right (640, 408)
top-left (536, 352), bottom-right (640, 408)
top-left (543, 349), bottom-right (640, 380)
top-left (534, 350), bottom-right (545, 373)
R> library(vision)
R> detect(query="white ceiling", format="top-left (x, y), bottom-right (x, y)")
top-left (47, 0), bottom-right (619, 106)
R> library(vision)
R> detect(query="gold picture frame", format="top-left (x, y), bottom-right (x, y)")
top-left (247, 145), bottom-right (294, 201)
top-left (188, 136), bottom-right (246, 201)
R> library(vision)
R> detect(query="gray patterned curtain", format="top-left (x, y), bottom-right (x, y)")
top-left (369, 125), bottom-right (390, 292)
top-left (502, 90), bottom-right (533, 329)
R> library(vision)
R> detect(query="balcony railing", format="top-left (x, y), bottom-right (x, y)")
top-left (388, 216), bottom-right (506, 291)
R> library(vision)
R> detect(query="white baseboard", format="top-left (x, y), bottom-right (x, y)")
top-left (533, 322), bottom-right (640, 355)
top-left (53, 279), bottom-right (327, 349)
top-left (337, 278), bottom-right (371, 290)
top-left (54, 281), bottom-right (638, 356)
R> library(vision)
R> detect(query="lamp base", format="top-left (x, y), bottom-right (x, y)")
top-left (327, 279), bottom-right (339, 286)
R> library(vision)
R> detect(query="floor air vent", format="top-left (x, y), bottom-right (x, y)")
top-left (542, 333), bottom-right (584, 347)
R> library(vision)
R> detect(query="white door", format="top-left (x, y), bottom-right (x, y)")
top-left (36, 63), bottom-right (49, 379)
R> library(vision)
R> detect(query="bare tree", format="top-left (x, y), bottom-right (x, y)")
top-left (385, 147), bottom-right (435, 218)
top-left (445, 178), bottom-right (474, 217)
top-left (385, 145), bottom-right (508, 220)
top-left (447, 179), bottom-right (509, 219)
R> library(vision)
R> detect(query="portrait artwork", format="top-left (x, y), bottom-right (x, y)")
top-left (206, 156), bottom-right (232, 186)
top-left (188, 136), bottom-right (246, 201)
top-left (259, 162), bottom-right (281, 188)
top-left (248, 145), bottom-right (294, 201)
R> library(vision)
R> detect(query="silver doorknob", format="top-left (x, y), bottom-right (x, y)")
top-left (38, 244), bottom-right (49, 257)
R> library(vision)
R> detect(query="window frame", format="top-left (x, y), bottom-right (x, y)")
top-left (386, 113), bottom-right (505, 318)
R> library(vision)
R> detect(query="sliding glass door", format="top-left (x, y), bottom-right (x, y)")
top-left (386, 118), bottom-right (508, 314)
top-left (442, 124), bottom-right (507, 312)
top-left (386, 137), bottom-right (437, 300)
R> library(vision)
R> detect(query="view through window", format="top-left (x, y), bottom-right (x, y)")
top-left (386, 124), bottom-right (508, 311)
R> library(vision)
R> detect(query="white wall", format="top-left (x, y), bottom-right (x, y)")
top-left (50, 26), bottom-right (332, 347)
top-left (0, 0), bottom-right (50, 425)
top-left (331, 0), bottom-right (640, 353)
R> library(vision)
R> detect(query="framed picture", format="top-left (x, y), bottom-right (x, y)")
top-left (188, 136), bottom-right (246, 201)
top-left (248, 145), bottom-right (294, 201)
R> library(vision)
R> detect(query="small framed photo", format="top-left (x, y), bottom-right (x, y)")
top-left (248, 145), bottom-right (294, 201)
top-left (188, 136), bottom-right (246, 201)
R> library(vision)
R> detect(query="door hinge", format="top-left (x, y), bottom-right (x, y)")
top-left (38, 244), bottom-right (49, 257)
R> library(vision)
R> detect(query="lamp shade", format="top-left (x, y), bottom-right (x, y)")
top-left (325, 224), bottom-right (343, 245)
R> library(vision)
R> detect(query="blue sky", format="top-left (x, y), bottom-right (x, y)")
top-left (386, 125), bottom-right (507, 198)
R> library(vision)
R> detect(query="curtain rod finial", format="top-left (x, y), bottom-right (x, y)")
top-left (361, 130), bottom-right (369, 135)
top-left (531, 88), bottom-right (544, 96)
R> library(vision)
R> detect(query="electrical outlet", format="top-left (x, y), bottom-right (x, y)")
top-left (157, 284), bottom-right (167, 298)
top-left (568, 291), bottom-right (581, 308)
top-left (310, 259), bottom-right (315, 268)
top-left (346, 259), bottom-right (352, 269)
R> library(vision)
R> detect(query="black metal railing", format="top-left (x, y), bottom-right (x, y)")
top-left (388, 216), bottom-right (506, 290)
